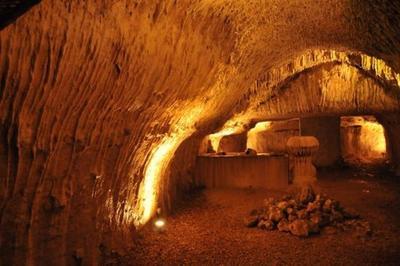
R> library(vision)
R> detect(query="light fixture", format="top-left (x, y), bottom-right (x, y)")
top-left (154, 218), bottom-right (166, 228)
top-left (153, 218), bottom-right (166, 232)
top-left (153, 208), bottom-right (166, 232)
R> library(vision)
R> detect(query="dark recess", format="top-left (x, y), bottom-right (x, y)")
top-left (0, 0), bottom-right (41, 30)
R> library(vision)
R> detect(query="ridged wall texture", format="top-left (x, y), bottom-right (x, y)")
top-left (0, 0), bottom-right (399, 265)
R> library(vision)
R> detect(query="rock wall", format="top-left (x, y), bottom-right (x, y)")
top-left (0, 1), bottom-right (240, 264)
top-left (218, 133), bottom-right (247, 153)
top-left (301, 117), bottom-right (341, 167)
top-left (230, 61), bottom-right (400, 125)
top-left (247, 119), bottom-right (299, 154)
top-left (217, 57), bottom-right (400, 172)
top-left (0, 0), bottom-right (399, 265)
top-left (378, 114), bottom-right (400, 175)
top-left (341, 116), bottom-right (388, 165)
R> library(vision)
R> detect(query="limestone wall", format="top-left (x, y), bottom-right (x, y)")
top-left (247, 120), bottom-right (299, 154)
top-left (341, 116), bottom-right (388, 165)
top-left (301, 117), bottom-right (341, 167)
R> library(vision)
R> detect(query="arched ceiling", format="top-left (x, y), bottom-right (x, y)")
top-left (255, 62), bottom-right (400, 118)
top-left (216, 50), bottom-right (400, 134)
top-left (192, 0), bottom-right (400, 77)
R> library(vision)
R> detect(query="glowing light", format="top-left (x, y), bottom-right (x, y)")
top-left (341, 116), bottom-right (387, 163)
top-left (135, 106), bottom-right (204, 226)
top-left (246, 121), bottom-right (272, 151)
top-left (136, 137), bottom-right (180, 226)
top-left (362, 121), bottom-right (387, 154)
top-left (248, 121), bottom-right (272, 134)
top-left (209, 127), bottom-right (241, 152)
top-left (154, 218), bottom-right (166, 229)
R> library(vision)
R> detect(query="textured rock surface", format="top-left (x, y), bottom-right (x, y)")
top-left (341, 116), bottom-right (388, 165)
top-left (378, 114), bottom-right (400, 175)
top-left (221, 58), bottom-right (400, 133)
top-left (247, 119), bottom-right (300, 154)
top-left (0, 0), bottom-right (399, 265)
top-left (217, 132), bottom-right (247, 153)
top-left (301, 117), bottom-right (341, 167)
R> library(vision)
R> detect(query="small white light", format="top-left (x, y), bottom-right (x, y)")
top-left (154, 218), bottom-right (165, 229)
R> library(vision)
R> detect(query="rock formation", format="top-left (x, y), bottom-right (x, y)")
top-left (341, 116), bottom-right (388, 165)
top-left (301, 117), bottom-right (341, 167)
top-left (247, 119), bottom-right (299, 154)
top-left (245, 188), bottom-right (371, 238)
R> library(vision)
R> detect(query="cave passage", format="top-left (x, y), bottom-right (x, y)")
top-left (1, 1), bottom-right (400, 265)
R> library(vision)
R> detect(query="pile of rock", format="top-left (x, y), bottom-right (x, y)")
top-left (245, 186), bottom-right (371, 237)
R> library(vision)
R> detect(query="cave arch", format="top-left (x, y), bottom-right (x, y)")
top-left (252, 62), bottom-right (400, 120)
top-left (207, 50), bottom-right (400, 174)
top-left (0, 1), bottom-right (399, 265)
top-left (140, 50), bottom-right (400, 230)
top-left (220, 50), bottom-right (400, 133)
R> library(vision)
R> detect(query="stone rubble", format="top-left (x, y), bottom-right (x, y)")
top-left (245, 186), bottom-right (371, 237)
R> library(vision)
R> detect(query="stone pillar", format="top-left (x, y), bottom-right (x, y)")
top-left (287, 136), bottom-right (319, 186)
top-left (378, 114), bottom-right (400, 176)
top-left (301, 117), bottom-right (341, 167)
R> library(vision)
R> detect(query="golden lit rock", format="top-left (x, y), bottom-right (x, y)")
top-left (341, 116), bottom-right (387, 165)
top-left (0, 1), bottom-right (399, 265)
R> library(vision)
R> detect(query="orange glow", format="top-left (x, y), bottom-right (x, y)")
top-left (248, 121), bottom-right (272, 134)
top-left (341, 116), bottom-right (387, 164)
top-left (219, 49), bottom-right (400, 129)
top-left (154, 218), bottom-right (166, 228)
top-left (209, 127), bottom-right (241, 152)
top-left (136, 137), bottom-right (181, 226)
top-left (133, 49), bottom-right (400, 226)
top-left (361, 121), bottom-right (387, 154)
top-left (135, 106), bottom-right (204, 226)
top-left (246, 121), bottom-right (272, 151)
top-left (134, 64), bottom-right (237, 226)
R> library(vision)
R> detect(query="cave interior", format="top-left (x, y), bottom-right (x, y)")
top-left (1, 1), bottom-right (400, 265)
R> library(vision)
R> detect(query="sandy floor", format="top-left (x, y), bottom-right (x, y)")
top-left (118, 168), bottom-right (400, 265)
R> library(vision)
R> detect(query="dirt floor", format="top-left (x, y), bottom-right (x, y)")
top-left (117, 168), bottom-right (400, 265)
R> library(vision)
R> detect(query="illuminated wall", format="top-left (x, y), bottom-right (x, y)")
top-left (247, 120), bottom-right (299, 153)
top-left (341, 116), bottom-right (388, 165)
